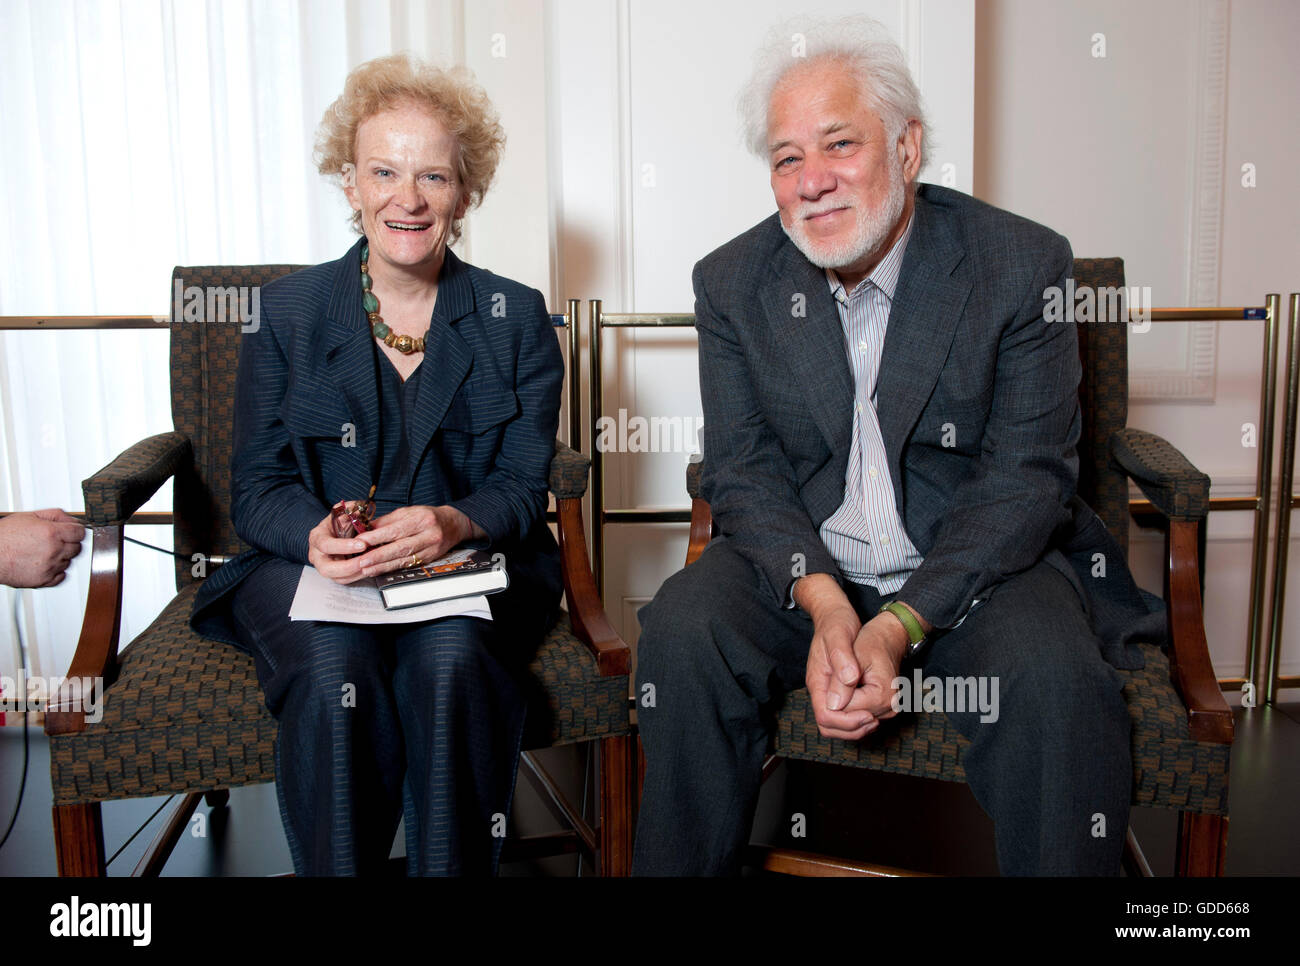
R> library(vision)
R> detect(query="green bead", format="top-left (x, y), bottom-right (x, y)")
top-left (362, 291), bottom-right (379, 313)
top-left (360, 242), bottom-right (369, 261)
top-left (372, 321), bottom-right (390, 339)
top-left (360, 272), bottom-right (372, 291)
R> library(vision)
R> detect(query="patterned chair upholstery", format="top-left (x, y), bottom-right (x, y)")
top-left (47, 265), bottom-right (634, 876)
top-left (682, 258), bottom-right (1232, 876)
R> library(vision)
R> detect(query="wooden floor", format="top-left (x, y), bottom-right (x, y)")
top-left (2, 701), bottom-right (1297, 876)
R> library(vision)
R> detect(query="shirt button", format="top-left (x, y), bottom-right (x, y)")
top-left (868, 466), bottom-right (879, 479)
top-left (857, 340), bottom-right (868, 351)
top-left (856, 401), bottom-right (863, 413)
top-left (880, 534), bottom-right (890, 546)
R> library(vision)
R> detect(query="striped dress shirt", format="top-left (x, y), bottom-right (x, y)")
top-left (818, 214), bottom-right (923, 595)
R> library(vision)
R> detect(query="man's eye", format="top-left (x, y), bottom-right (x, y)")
top-left (374, 169), bottom-right (391, 177)
top-left (829, 139), bottom-right (852, 150)
top-left (774, 156), bottom-right (798, 170)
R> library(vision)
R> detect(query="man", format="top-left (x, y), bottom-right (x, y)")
top-left (0, 509), bottom-right (83, 588)
top-left (633, 18), bottom-right (1156, 876)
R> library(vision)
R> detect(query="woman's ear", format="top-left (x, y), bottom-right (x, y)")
top-left (341, 162), bottom-right (360, 210)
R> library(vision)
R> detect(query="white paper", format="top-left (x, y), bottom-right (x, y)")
top-left (288, 565), bottom-right (493, 624)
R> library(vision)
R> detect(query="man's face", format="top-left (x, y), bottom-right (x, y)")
top-left (767, 60), bottom-right (918, 284)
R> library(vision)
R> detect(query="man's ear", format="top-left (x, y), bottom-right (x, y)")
top-left (898, 119), bottom-right (923, 183)
top-left (341, 162), bottom-right (360, 211)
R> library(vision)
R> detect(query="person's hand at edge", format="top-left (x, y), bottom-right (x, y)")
top-left (0, 509), bottom-right (86, 588)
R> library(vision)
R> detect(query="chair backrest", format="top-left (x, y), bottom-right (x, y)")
top-left (169, 264), bottom-right (305, 587)
top-left (1070, 257), bottom-right (1130, 557)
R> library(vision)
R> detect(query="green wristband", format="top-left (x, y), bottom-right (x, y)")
top-left (880, 601), bottom-right (926, 652)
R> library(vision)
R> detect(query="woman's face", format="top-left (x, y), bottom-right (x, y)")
top-left (344, 101), bottom-right (469, 277)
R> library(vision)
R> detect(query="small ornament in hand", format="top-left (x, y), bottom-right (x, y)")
top-left (331, 485), bottom-right (377, 539)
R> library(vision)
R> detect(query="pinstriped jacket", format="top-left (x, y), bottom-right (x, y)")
top-left (694, 184), bottom-right (1161, 669)
top-left (191, 237), bottom-right (564, 644)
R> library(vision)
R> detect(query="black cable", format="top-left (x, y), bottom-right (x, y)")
top-left (123, 534), bottom-right (187, 560)
top-left (76, 520), bottom-right (186, 561)
top-left (0, 593), bottom-right (31, 853)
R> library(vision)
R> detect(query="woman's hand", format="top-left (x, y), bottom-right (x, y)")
top-left (351, 505), bottom-right (484, 579)
top-left (307, 513), bottom-right (371, 584)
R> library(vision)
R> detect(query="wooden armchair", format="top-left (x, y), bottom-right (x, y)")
top-left (47, 264), bottom-right (634, 876)
top-left (679, 257), bottom-right (1232, 876)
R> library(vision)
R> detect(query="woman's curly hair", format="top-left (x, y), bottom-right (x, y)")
top-left (314, 53), bottom-right (505, 243)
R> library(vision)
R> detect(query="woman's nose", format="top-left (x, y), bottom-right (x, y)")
top-left (396, 177), bottom-right (425, 210)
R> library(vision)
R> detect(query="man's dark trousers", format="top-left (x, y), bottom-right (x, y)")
top-left (631, 538), bottom-right (1132, 876)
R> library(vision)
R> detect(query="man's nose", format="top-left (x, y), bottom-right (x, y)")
top-left (799, 152), bottom-right (835, 199)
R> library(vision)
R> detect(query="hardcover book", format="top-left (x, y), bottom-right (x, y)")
top-left (376, 548), bottom-right (507, 610)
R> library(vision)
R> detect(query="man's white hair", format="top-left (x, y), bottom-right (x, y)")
top-left (738, 16), bottom-right (929, 174)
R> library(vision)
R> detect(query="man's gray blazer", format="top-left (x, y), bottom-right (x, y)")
top-left (693, 183), bottom-right (1160, 669)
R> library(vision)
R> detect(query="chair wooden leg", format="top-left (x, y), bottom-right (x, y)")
top-left (133, 792), bottom-right (205, 877)
top-left (1122, 826), bottom-right (1154, 877)
top-left (52, 803), bottom-right (106, 876)
top-left (204, 788), bottom-right (229, 809)
top-left (600, 734), bottom-right (635, 876)
top-left (1176, 812), bottom-right (1228, 876)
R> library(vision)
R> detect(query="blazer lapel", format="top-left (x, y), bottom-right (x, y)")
top-left (407, 248), bottom-right (475, 464)
top-left (764, 240), bottom-right (855, 458)
top-left (321, 237), bottom-right (384, 495)
top-left (877, 196), bottom-right (971, 496)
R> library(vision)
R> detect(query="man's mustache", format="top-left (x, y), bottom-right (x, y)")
top-left (798, 203), bottom-right (853, 220)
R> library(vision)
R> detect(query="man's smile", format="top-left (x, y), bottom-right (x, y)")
top-left (804, 205), bottom-right (851, 222)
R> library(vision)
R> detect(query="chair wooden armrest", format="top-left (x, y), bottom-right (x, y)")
top-left (47, 433), bottom-right (192, 737)
top-left (684, 460), bottom-right (714, 566)
top-left (551, 440), bottom-right (629, 677)
top-left (82, 431), bottom-right (192, 525)
top-left (686, 498), bottom-right (714, 567)
top-left (1164, 519), bottom-right (1233, 743)
top-left (1109, 430), bottom-right (1231, 743)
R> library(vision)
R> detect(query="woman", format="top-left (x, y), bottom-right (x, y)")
top-left (191, 54), bottom-right (563, 876)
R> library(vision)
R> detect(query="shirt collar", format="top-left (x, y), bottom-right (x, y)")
top-left (825, 210), bottom-right (914, 303)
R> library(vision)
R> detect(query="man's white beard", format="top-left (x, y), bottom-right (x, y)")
top-left (781, 153), bottom-right (907, 272)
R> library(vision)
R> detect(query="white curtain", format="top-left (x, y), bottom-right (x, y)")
top-left (0, 0), bottom-right (470, 685)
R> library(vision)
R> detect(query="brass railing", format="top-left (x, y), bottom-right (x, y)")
top-left (587, 296), bottom-right (1299, 701)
